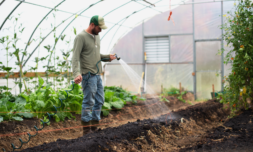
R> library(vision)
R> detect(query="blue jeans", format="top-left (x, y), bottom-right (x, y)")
top-left (81, 73), bottom-right (104, 122)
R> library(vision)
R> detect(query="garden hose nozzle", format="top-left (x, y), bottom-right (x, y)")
top-left (114, 54), bottom-right (120, 60)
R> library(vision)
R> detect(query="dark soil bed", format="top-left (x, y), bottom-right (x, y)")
top-left (0, 95), bottom-right (190, 151)
top-left (180, 109), bottom-right (253, 152)
top-left (19, 99), bottom-right (230, 152)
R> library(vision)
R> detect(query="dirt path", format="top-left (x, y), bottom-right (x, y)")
top-left (18, 99), bottom-right (231, 152)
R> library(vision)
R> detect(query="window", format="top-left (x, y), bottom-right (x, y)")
top-left (144, 36), bottom-right (170, 63)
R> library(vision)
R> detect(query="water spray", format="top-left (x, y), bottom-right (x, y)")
top-left (83, 54), bottom-right (120, 81)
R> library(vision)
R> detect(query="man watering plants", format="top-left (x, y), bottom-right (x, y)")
top-left (72, 15), bottom-right (116, 135)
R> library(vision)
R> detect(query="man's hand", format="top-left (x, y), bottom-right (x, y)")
top-left (74, 75), bottom-right (82, 84)
top-left (109, 54), bottom-right (117, 61)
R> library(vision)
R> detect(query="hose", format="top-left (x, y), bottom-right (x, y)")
top-left (83, 58), bottom-right (110, 81)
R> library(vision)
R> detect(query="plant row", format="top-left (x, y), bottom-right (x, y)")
top-left (0, 76), bottom-right (143, 123)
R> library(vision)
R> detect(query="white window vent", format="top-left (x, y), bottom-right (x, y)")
top-left (144, 36), bottom-right (170, 63)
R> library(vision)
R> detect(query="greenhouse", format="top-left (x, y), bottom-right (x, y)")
top-left (1, 0), bottom-right (253, 151)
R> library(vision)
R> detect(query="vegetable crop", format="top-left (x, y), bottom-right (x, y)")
top-left (102, 86), bottom-right (140, 116)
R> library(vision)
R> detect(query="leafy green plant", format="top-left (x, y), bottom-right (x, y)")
top-left (21, 76), bottom-right (57, 119)
top-left (0, 36), bottom-right (13, 93)
top-left (178, 91), bottom-right (187, 103)
top-left (162, 86), bottom-right (186, 102)
top-left (218, 92), bottom-right (223, 99)
top-left (0, 95), bottom-right (33, 123)
top-left (20, 76), bottom-right (82, 122)
top-left (165, 86), bottom-right (180, 95)
top-left (54, 83), bottom-right (83, 122)
top-left (41, 116), bottom-right (50, 126)
top-left (11, 15), bottom-right (28, 92)
top-left (220, 0), bottom-right (253, 112)
top-left (159, 94), bottom-right (170, 102)
top-left (0, 61), bottom-right (13, 96)
top-left (0, 86), bottom-right (12, 98)
top-left (102, 86), bottom-right (139, 116)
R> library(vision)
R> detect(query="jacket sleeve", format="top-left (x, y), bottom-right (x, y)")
top-left (100, 54), bottom-right (111, 62)
top-left (72, 35), bottom-right (83, 78)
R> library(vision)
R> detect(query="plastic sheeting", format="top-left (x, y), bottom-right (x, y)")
top-left (170, 35), bottom-right (193, 62)
top-left (146, 64), bottom-right (194, 93)
top-left (111, 25), bottom-right (143, 63)
top-left (144, 1), bottom-right (193, 35)
top-left (105, 0), bottom-right (236, 98)
top-left (196, 41), bottom-right (221, 99)
top-left (0, 0), bottom-right (237, 98)
top-left (105, 63), bottom-right (194, 94)
top-left (104, 64), bottom-right (143, 93)
top-left (223, 1), bottom-right (237, 59)
top-left (196, 41), bottom-right (221, 71)
top-left (196, 72), bottom-right (221, 99)
top-left (1, 0), bottom-right (178, 71)
top-left (194, 1), bottom-right (221, 40)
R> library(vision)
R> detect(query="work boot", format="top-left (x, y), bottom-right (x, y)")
top-left (81, 121), bottom-right (91, 136)
top-left (90, 120), bottom-right (99, 131)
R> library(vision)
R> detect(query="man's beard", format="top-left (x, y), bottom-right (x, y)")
top-left (91, 28), bottom-right (98, 35)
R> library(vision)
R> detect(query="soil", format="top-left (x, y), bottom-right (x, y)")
top-left (0, 95), bottom-right (190, 151)
top-left (18, 99), bottom-right (230, 152)
top-left (180, 109), bottom-right (253, 152)
top-left (4, 93), bottom-right (251, 152)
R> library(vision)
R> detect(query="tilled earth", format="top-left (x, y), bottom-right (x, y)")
top-left (180, 109), bottom-right (253, 152)
top-left (0, 96), bottom-right (190, 151)
top-left (19, 99), bottom-right (238, 152)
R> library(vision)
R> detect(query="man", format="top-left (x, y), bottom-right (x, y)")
top-left (72, 15), bottom-right (116, 135)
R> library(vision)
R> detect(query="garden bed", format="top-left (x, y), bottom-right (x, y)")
top-left (13, 99), bottom-right (233, 152)
top-left (180, 109), bottom-right (253, 152)
top-left (0, 95), bottom-right (190, 151)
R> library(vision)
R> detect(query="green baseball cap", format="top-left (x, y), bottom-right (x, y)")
top-left (90, 15), bottom-right (107, 29)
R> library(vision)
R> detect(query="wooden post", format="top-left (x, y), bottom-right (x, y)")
top-left (179, 82), bottom-right (182, 94)
top-left (212, 84), bottom-right (215, 98)
top-left (138, 72), bottom-right (145, 95)
top-left (161, 84), bottom-right (163, 94)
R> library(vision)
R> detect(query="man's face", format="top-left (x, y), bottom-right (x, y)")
top-left (91, 24), bottom-right (101, 35)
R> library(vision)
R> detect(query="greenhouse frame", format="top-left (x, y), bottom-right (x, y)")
top-left (0, 0), bottom-right (236, 100)
top-left (2, 0), bottom-right (253, 152)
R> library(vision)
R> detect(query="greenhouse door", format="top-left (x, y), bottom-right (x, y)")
top-left (195, 41), bottom-right (222, 99)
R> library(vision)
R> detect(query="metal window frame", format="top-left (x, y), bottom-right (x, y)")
top-left (192, 0), bottom-right (224, 99)
top-left (144, 36), bottom-right (170, 63)
top-left (0, 1), bottom-right (23, 31)
top-left (144, 34), bottom-right (193, 63)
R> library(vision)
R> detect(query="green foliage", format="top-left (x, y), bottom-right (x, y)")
top-left (177, 91), bottom-right (187, 103)
top-left (165, 86), bottom-right (180, 95)
top-left (41, 116), bottom-right (50, 126)
top-left (159, 94), bottom-right (170, 102)
top-left (57, 83), bottom-right (83, 117)
top-left (220, 0), bottom-right (253, 111)
top-left (102, 86), bottom-right (140, 116)
top-left (44, 45), bottom-right (51, 52)
top-left (0, 94), bottom-right (33, 123)
top-left (73, 27), bottom-right (77, 35)
top-left (19, 76), bottom-right (82, 122)
top-left (162, 86), bottom-right (187, 102)
top-left (138, 97), bottom-right (146, 101)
